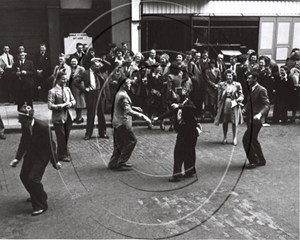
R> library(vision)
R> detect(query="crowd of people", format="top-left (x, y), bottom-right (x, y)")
top-left (0, 42), bottom-right (299, 128)
top-left (1, 40), bottom-right (300, 216)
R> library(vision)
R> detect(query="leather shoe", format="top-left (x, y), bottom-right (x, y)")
top-left (0, 133), bottom-right (6, 139)
top-left (76, 118), bottom-right (84, 124)
top-left (245, 163), bottom-right (256, 169)
top-left (98, 134), bottom-right (109, 139)
top-left (32, 208), bottom-right (47, 216)
top-left (168, 177), bottom-right (181, 182)
top-left (183, 174), bottom-right (195, 178)
top-left (116, 166), bottom-right (132, 171)
top-left (60, 156), bottom-right (70, 162)
top-left (121, 162), bottom-right (133, 167)
top-left (256, 162), bottom-right (266, 166)
top-left (84, 135), bottom-right (91, 140)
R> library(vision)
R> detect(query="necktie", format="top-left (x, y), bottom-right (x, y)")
top-left (62, 86), bottom-right (67, 102)
top-left (20, 61), bottom-right (23, 67)
top-left (6, 53), bottom-right (11, 65)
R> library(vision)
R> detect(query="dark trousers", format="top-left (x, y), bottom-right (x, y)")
top-left (173, 130), bottom-right (198, 177)
top-left (20, 155), bottom-right (49, 211)
top-left (53, 114), bottom-right (72, 159)
top-left (1, 69), bottom-right (14, 102)
top-left (273, 100), bottom-right (288, 124)
top-left (108, 125), bottom-right (137, 168)
top-left (0, 114), bottom-right (4, 134)
top-left (86, 90), bottom-right (106, 136)
top-left (17, 88), bottom-right (33, 111)
top-left (242, 121), bottom-right (266, 164)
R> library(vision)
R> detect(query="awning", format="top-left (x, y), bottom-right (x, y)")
top-left (221, 50), bottom-right (242, 56)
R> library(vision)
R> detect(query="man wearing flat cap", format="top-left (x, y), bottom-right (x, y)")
top-left (108, 77), bottom-right (151, 171)
top-left (10, 105), bottom-right (61, 216)
top-left (74, 58), bottom-right (109, 140)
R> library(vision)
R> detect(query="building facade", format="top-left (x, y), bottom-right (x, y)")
top-left (1, 0), bottom-right (299, 69)
top-left (0, 0), bottom-right (112, 70)
top-left (137, 0), bottom-right (300, 64)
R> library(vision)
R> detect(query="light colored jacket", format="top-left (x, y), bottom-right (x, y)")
top-left (48, 84), bottom-right (76, 124)
top-left (112, 89), bottom-right (143, 129)
top-left (0, 53), bottom-right (14, 69)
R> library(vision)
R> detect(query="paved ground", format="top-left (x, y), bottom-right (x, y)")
top-left (0, 120), bottom-right (299, 239)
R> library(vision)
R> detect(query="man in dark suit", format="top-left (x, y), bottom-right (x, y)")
top-left (74, 58), bottom-right (109, 140)
top-left (236, 54), bottom-right (250, 105)
top-left (12, 52), bottom-right (36, 111)
top-left (9, 105), bottom-right (61, 216)
top-left (14, 45), bottom-right (31, 62)
top-left (35, 43), bottom-right (51, 101)
top-left (216, 53), bottom-right (226, 80)
top-left (199, 50), bottom-right (210, 76)
top-left (69, 42), bottom-right (85, 67)
top-left (242, 70), bottom-right (270, 169)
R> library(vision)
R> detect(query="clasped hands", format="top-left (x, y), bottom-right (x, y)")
top-left (56, 102), bottom-right (72, 109)
top-left (16, 70), bottom-right (27, 75)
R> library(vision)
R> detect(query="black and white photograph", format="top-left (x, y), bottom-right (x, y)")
top-left (0, 0), bottom-right (299, 239)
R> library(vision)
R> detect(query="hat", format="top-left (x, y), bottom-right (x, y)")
top-left (160, 53), bottom-right (169, 62)
top-left (18, 105), bottom-right (34, 117)
top-left (90, 58), bottom-right (103, 67)
top-left (247, 49), bottom-right (255, 55)
top-left (108, 43), bottom-right (117, 48)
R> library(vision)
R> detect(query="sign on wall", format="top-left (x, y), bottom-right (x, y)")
top-left (64, 33), bottom-right (93, 57)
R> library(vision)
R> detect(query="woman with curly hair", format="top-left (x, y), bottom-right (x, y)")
top-left (214, 69), bottom-right (244, 146)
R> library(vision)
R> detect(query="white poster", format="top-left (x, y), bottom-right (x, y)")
top-left (64, 33), bottom-right (93, 57)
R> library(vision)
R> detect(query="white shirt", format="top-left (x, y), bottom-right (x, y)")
top-left (148, 58), bottom-right (156, 65)
top-left (252, 83), bottom-right (258, 92)
top-left (89, 69), bottom-right (96, 89)
top-left (29, 118), bottom-right (35, 136)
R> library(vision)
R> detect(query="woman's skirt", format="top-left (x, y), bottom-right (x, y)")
top-left (222, 98), bottom-right (243, 126)
top-left (70, 82), bottom-right (86, 109)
